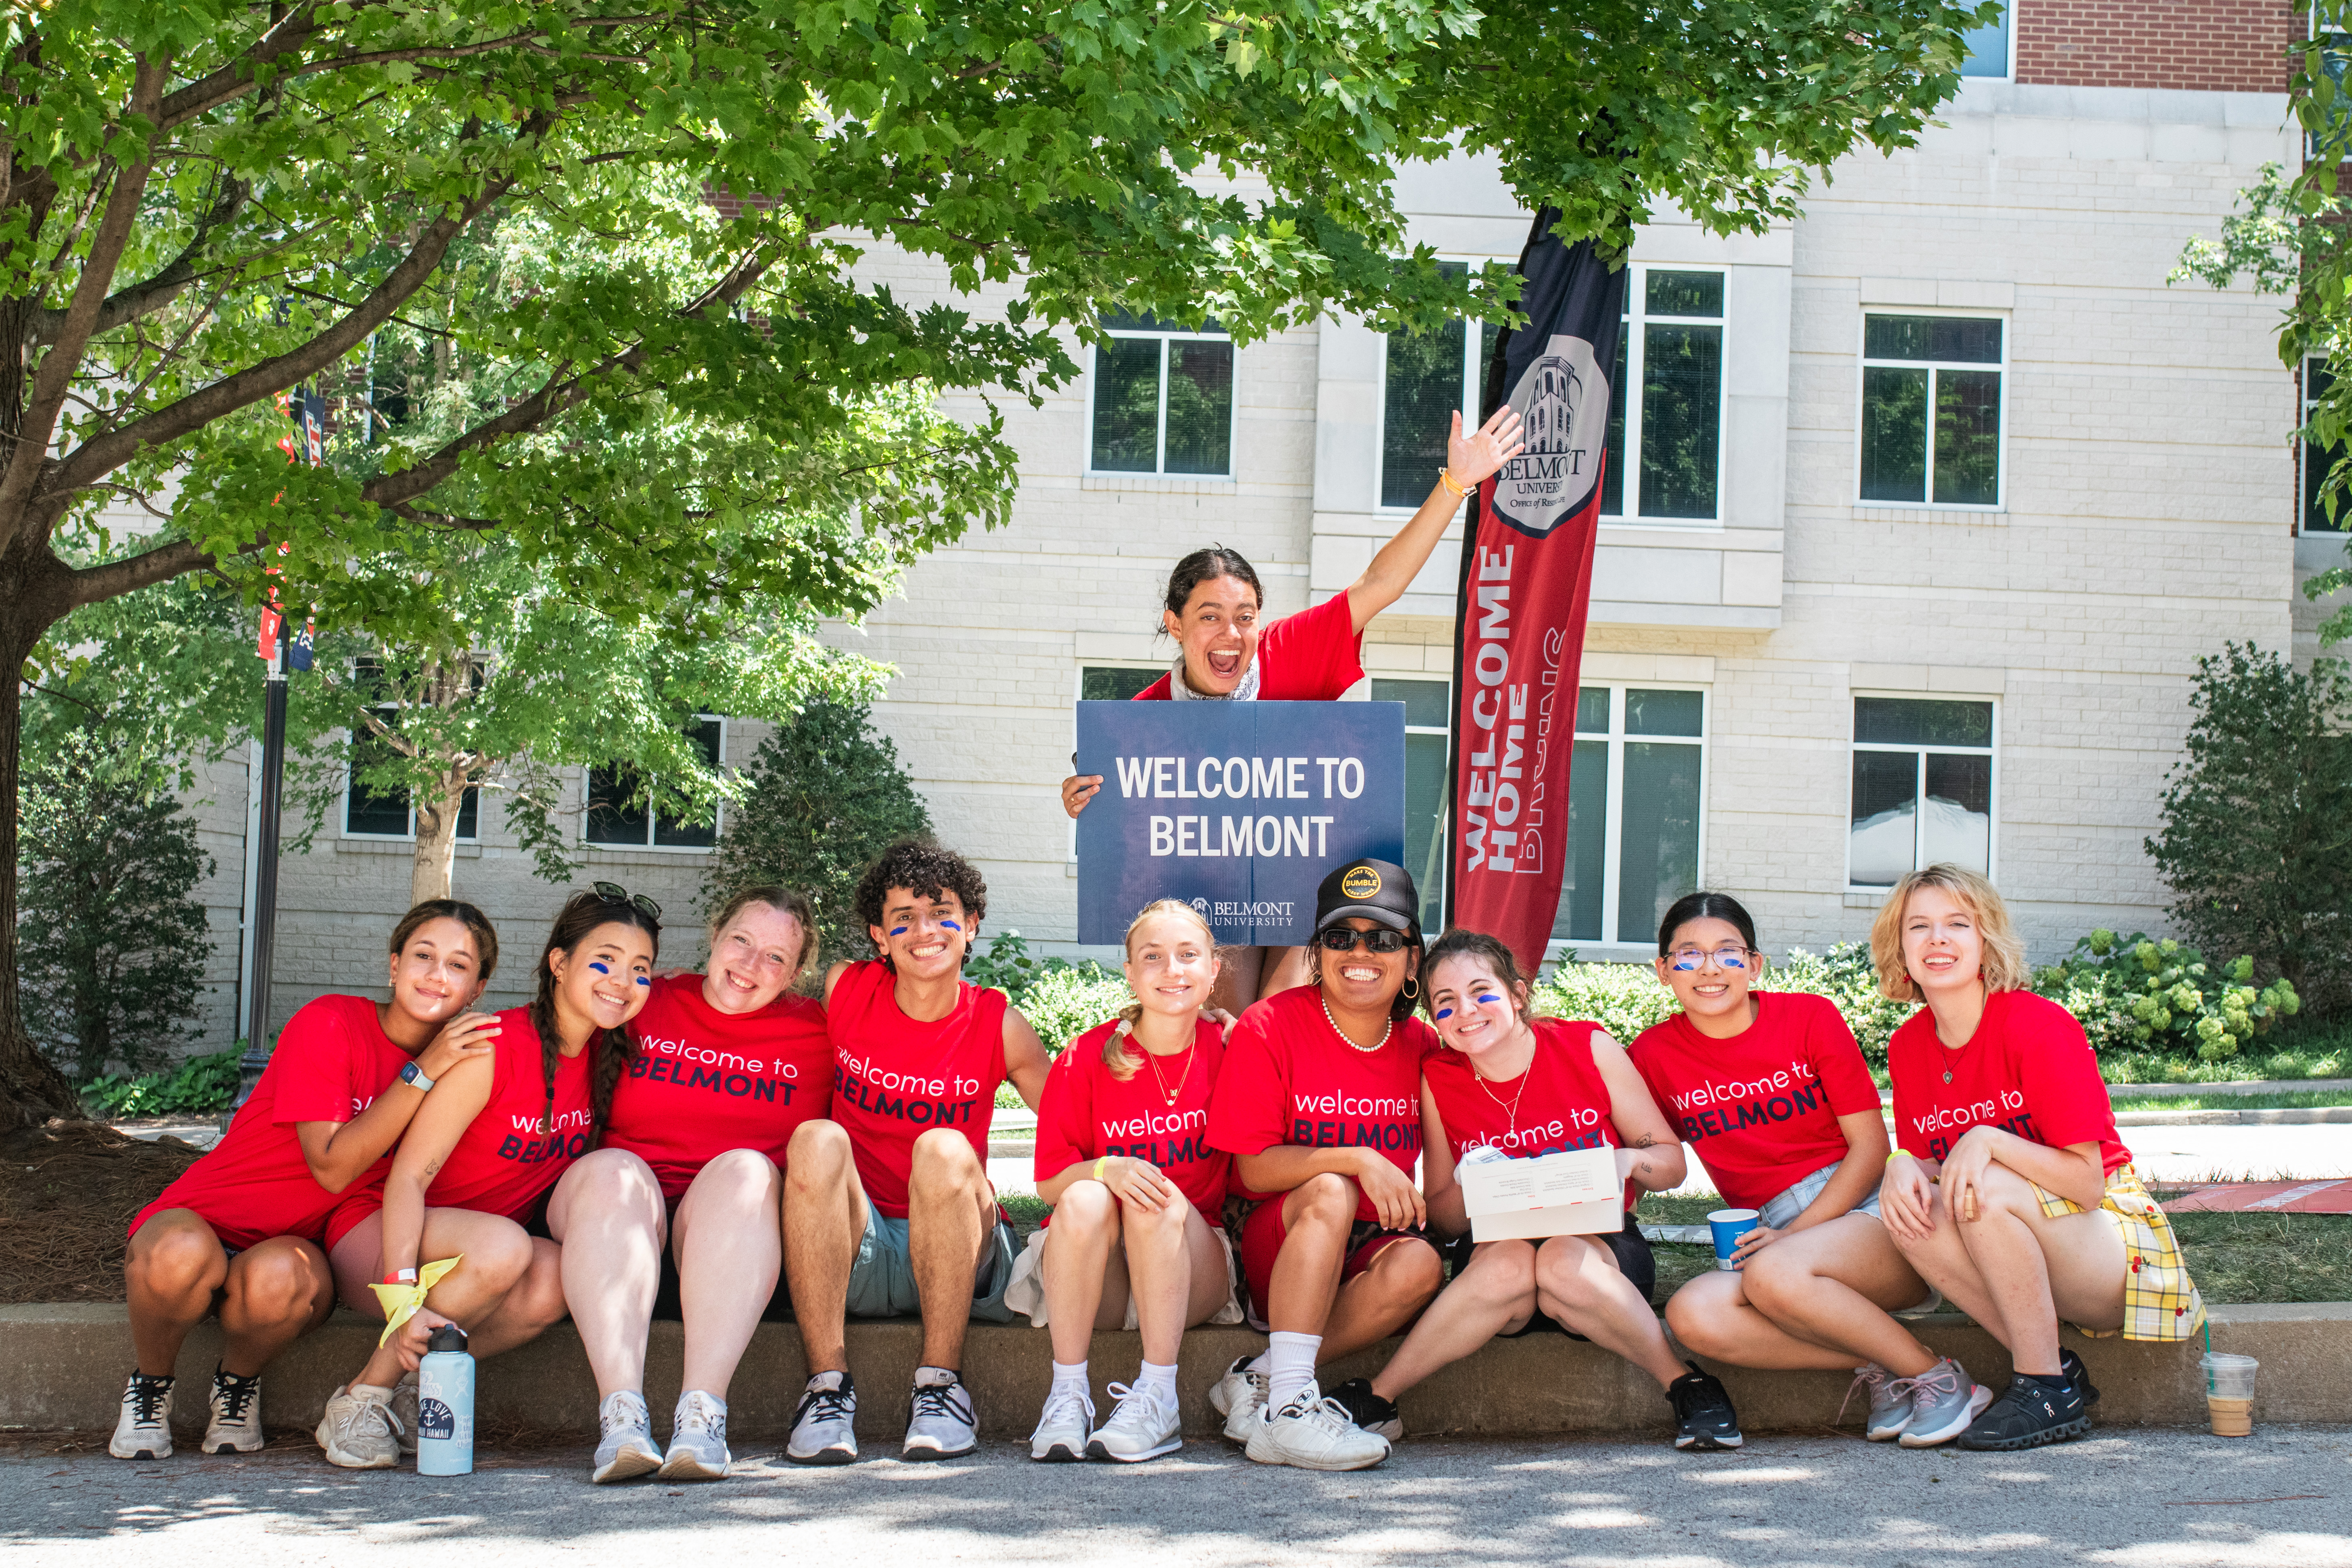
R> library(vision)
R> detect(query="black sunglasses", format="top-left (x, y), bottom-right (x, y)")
top-left (1317, 926), bottom-right (1409, 954)
top-left (592, 880), bottom-right (662, 921)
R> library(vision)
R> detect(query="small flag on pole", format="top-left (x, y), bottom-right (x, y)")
top-left (288, 620), bottom-right (315, 672)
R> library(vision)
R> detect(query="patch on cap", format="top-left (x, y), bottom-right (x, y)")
top-left (1339, 864), bottom-right (1382, 902)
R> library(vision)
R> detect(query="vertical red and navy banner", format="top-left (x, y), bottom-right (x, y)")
top-left (260, 387), bottom-right (325, 667)
top-left (1444, 210), bottom-right (1628, 970)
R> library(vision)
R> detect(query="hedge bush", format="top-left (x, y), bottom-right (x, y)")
top-left (81, 1045), bottom-right (243, 1119)
top-left (2034, 929), bottom-right (2298, 1061)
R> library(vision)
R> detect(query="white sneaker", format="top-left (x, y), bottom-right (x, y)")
top-left (110, 1374), bottom-right (174, 1460)
top-left (786, 1372), bottom-right (858, 1466)
top-left (1029, 1384), bottom-right (1094, 1462)
top-left (902, 1370), bottom-right (978, 1460)
top-left (1244, 1382), bottom-right (1391, 1472)
top-left (203, 1369), bottom-right (265, 1454)
top-left (392, 1374), bottom-right (419, 1456)
top-left (659, 1390), bottom-right (732, 1481)
top-left (592, 1390), bottom-right (663, 1484)
top-left (1208, 1355), bottom-right (1268, 1445)
top-left (315, 1383), bottom-right (402, 1470)
top-left (1088, 1382), bottom-right (1182, 1463)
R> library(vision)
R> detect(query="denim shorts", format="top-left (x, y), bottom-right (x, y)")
top-left (845, 1207), bottom-right (1019, 1323)
top-left (1758, 1162), bottom-right (1883, 1230)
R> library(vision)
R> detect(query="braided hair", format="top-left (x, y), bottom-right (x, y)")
top-left (527, 890), bottom-right (661, 1135)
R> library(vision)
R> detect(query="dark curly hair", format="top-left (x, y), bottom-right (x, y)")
top-left (853, 837), bottom-right (988, 964)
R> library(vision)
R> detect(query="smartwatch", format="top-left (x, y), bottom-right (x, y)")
top-left (399, 1060), bottom-right (436, 1093)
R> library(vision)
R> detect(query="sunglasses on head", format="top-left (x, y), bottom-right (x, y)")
top-left (592, 880), bottom-right (662, 921)
top-left (1317, 926), bottom-right (1410, 954)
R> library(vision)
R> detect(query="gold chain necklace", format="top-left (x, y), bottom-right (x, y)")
top-left (1470, 1030), bottom-right (1536, 1139)
top-left (1122, 1020), bottom-right (1197, 1109)
top-left (1319, 993), bottom-right (1391, 1054)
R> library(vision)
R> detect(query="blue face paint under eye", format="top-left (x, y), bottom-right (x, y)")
top-left (588, 961), bottom-right (611, 975)
top-left (890, 926), bottom-right (909, 936)
top-left (939, 920), bottom-right (963, 931)
top-left (1434, 1007), bottom-right (1455, 1020)
top-left (636, 975), bottom-right (650, 987)
top-left (1475, 993), bottom-right (1502, 1005)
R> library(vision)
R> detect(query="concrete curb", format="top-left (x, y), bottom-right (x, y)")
top-left (6, 1302), bottom-right (2344, 1444)
top-left (2110, 1106), bottom-right (2352, 1126)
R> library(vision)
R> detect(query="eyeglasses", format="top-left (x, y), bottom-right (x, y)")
top-left (1317, 926), bottom-right (1410, 955)
top-left (592, 881), bottom-right (662, 921)
top-left (1667, 945), bottom-right (1753, 972)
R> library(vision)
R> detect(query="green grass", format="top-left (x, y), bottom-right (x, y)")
top-left (1629, 1192), bottom-right (2352, 1307)
top-left (2107, 1089), bottom-right (2352, 1113)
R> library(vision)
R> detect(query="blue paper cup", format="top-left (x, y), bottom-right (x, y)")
top-left (1708, 1208), bottom-right (1761, 1271)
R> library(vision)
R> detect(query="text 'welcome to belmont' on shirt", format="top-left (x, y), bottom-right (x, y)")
top-left (826, 959), bottom-right (1007, 1219)
top-left (601, 974), bottom-right (832, 1198)
top-left (1629, 991), bottom-right (1882, 1213)
top-left (422, 1005), bottom-right (595, 1223)
top-left (1888, 988), bottom-right (2129, 1172)
top-left (1208, 984), bottom-right (1434, 1223)
top-left (1035, 1016), bottom-right (1229, 1219)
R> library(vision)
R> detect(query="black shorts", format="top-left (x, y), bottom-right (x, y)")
top-left (525, 1190), bottom-right (792, 1323)
top-left (1442, 1210), bottom-right (1655, 1340)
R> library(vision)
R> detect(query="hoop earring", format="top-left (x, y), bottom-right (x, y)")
top-left (1400, 976), bottom-right (1421, 1003)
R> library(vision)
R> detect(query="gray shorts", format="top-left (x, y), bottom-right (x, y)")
top-left (845, 1206), bottom-right (1020, 1323)
top-left (1758, 1163), bottom-right (1883, 1230)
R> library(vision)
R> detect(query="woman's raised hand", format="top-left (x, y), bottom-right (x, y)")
top-left (416, 1012), bottom-right (501, 1081)
top-left (1445, 407), bottom-right (1527, 489)
top-left (1061, 772), bottom-right (1103, 819)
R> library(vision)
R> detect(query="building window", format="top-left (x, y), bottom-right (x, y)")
top-left (1961, 3), bottom-right (2009, 78)
top-left (586, 717), bottom-right (725, 850)
top-left (1848, 697), bottom-right (1995, 888)
top-left (1369, 678), bottom-right (1450, 931)
top-left (2305, 359), bottom-right (2344, 533)
top-left (1601, 268), bottom-right (1725, 523)
top-left (1553, 685), bottom-right (1706, 947)
top-left (1079, 666), bottom-right (1162, 702)
top-left (343, 663), bottom-right (479, 840)
top-left (1378, 263), bottom-right (1503, 510)
top-left (1089, 312), bottom-right (1233, 477)
top-left (1858, 314), bottom-right (2005, 508)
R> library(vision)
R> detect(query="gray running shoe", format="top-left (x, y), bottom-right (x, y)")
top-left (1088, 1382), bottom-right (1182, 1464)
top-left (1898, 1357), bottom-right (1993, 1449)
top-left (110, 1373), bottom-right (174, 1461)
top-left (391, 1373), bottom-right (419, 1456)
top-left (659, 1390), bottom-right (731, 1481)
top-left (1208, 1355), bottom-right (1268, 1445)
top-left (903, 1370), bottom-right (978, 1460)
top-left (1028, 1384), bottom-right (1094, 1463)
top-left (1842, 1362), bottom-right (1913, 1442)
top-left (591, 1390), bottom-right (662, 1484)
top-left (787, 1372), bottom-right (858, 1466)
top-left (203, 1367), bottom-right (265, 1454)
top-left (315, 1383), bottom-right (401, 1470)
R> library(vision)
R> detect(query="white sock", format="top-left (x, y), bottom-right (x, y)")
top-left (1245, 1352), bottom-right (1271, 1376)
top-left (915, 1364), bottom-right (959, 1388)
top-left (1136, 1361), bottom-right (1179, 1404)
top-left (1266, 1331), bottom-right (1321, 1411)
top-left (1050, 1360), bottom-right (1088, 1395)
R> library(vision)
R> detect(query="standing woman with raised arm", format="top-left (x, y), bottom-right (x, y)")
top-left (1061, 408), bottom-right (1526, 1009)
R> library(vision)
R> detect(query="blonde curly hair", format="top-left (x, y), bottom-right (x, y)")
top-left (1869, 863), bottom-right (2029, 1001)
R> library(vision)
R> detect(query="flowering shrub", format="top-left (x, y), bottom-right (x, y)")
top-left (2033, 929), bottom-right (2299, 1061)
top-left (1531, 941), bottom-right (1915, 1066)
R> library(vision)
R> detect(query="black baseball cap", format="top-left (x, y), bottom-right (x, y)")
top-left (1314, 857), bottom-right (1420, 935)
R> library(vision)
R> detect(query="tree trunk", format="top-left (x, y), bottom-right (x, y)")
top-left (0, 580), bottom-right (88, 1127)
top-left (409, 767), bottom-right (469, 906)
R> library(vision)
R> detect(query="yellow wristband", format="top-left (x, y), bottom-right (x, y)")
top-left (1437, 466), bottom-right (1469, 499)
top-left (368, 1255), bottom-right (462, 1347)
top-left (1886, 1149), bottom-right (1915, 1165)
top-left (1092, 1156), bottom-right (1109, 1184)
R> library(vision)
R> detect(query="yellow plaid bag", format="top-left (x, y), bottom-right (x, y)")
top-left (2032, 1164), bottom-right (2206, 1342)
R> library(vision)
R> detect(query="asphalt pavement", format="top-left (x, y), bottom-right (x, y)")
top-left (6, 1427), bottom-right (2349, 1566)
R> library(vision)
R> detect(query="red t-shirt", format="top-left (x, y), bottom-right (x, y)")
top-left (1207, 985), bottom-right (1434, 1223)
top-left (1035, 1017), bottom-right (1229, 1219)
top-left (1134, 592), bottom-right (1364, 702)
top-left (420, 1006), bottom-right (596, 1222)
top-left (827, 960), bottom-right (1008, 1219)
top-left (1425, 1018), bottom-right (1637, 1210)
top-left (131, 995), bottom-right (411, 1249)
top-left (604, 975), bottom-right (834, 1199)
top-left (1629, 992), bottom-right (1884, 1212)
top-left (1889, 989), bottom-right (2128, 1173)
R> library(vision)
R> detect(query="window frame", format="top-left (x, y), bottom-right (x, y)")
top-left (1844, 693), bottom-right (2001, 892)
top-left (1373, 259), bottom-right (1492, 514)
top-left (1603, 264), bottom-right (1729, 527)
top-left (1959, 2), bottom-right (2012, 82)
top-left (339, 664), bottom-right (481, 844)
top-left (1853, 307), bottom-right (2010, 514)
top-left (1368, 675), bottom-right (1453, 929)
top-left (2303, 356), bottom-right (2342, 535)
top-left (1558, 680), bottom-right (1711, 948)
top-left (1083, 318), bottom-right (1238, 479)
top-left (581, 714), bottom-right (728, 854)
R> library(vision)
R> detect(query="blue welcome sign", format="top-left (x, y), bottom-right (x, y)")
top-left (1075, 701), bottom-right (1407, 946)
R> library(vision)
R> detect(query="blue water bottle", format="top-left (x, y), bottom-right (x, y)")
top-left (416, 1323), bottom-right (475, 1475)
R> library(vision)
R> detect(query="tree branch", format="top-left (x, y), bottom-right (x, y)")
top-left (65, 536), bottom-right (211, 608)
top-left (32, 174), bottom-right (251, 346)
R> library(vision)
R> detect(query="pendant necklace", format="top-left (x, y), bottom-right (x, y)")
top-left (1472, 1032), bottom-right (1535, 1140)
top-left (1123, 1020), bottom-right (1196, 1109)
top-left (1321, 993), bottom-right (1391, 1055)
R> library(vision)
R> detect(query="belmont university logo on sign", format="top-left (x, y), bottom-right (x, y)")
top-left (1492, 333), bottom-right (1609, 538)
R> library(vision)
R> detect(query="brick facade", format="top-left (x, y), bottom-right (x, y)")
top-left (2016, 1), bottom-right (2298, 93)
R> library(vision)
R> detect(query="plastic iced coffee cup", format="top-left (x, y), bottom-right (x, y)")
top-left (2200, 1351), bottom-right (2256, 1437)
top-left (1708, 1208), bottom-right (1760, 1271)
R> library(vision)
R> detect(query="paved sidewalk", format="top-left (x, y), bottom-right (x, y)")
top-left (5, 1428), bottom-right (2348, 1566)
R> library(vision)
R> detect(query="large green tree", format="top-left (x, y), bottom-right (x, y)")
top-left (0, 0), bottom-right (1993, 1129)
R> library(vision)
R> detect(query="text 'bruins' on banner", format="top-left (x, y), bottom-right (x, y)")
top-left (1445, 210), bottom-right (1629, 971)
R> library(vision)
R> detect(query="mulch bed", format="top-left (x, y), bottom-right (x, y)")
top-left (0, 1121), bottom-right (201, 1305)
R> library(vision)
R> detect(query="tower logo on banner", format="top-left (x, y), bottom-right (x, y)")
top-left (1444, 210), bottom-right (1629, 972)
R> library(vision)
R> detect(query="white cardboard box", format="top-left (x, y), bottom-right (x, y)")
top-left (1458, 1146), bottom-right (1623, 1242)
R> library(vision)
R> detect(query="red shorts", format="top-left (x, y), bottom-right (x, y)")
top-left (324, 1189), bottom-right (384, 1254)
top-left (1236, 1195), bottom-right (1426, 1316)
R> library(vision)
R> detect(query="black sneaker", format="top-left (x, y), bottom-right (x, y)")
top-left (1956, 1373), bottom-right (2089, 1451)
top-left (2060, 1348), bottom-right (2100, 1415)
top-left (1325, 1377), bottom-right (1403, 1441)
top-left (1667, 1362), bottom-right (1743, 1450)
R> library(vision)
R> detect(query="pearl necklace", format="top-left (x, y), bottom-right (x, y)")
top-left (1321, 993), bottom-right (1391, 1054)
